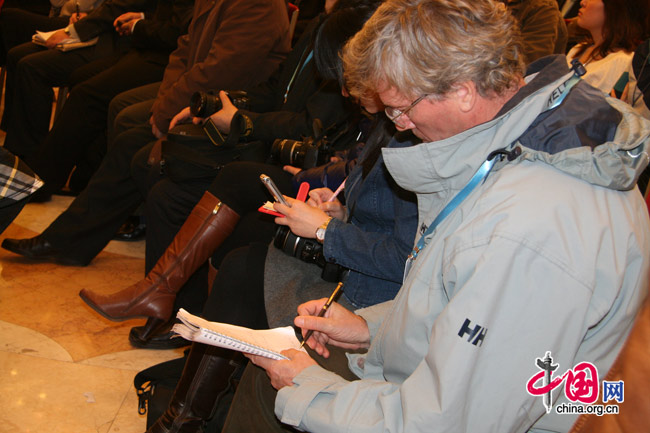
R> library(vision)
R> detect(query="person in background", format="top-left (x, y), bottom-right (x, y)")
top-left (503, 0), bottom-right (568, 64)
top-left (566, 0), bottom-right (648, 93)
top-left (23, 0), bottom-right (194, 198)
top-left (1, 0), bottom-right (149, 161)
top-left (218, 0), bottom-right (650, 431)
top-left (0, 0), bottom-right (104, 67)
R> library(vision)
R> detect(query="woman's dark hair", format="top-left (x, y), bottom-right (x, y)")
top-left (576, 0), bottom-right (649, 60)
top-left (313, 0), bottom-right (382, 85)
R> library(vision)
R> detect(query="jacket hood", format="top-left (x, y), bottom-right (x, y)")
top-left (383, 55), bottom-right (650, 196)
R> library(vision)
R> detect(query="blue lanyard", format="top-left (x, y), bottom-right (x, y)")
top-left (408, 157), bottom-right (497, 261)
top-left (404, 65), bottom-right (584, 273)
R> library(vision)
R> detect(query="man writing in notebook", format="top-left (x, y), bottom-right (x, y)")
top-left (221, 0), bottom-right (650, 432)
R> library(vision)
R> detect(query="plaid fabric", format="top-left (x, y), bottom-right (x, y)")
top-left (0, 147), bottom-right (43, 206)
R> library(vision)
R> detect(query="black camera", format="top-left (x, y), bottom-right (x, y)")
top-left (269, 136), bottom-right (333, 170)
top-left (273, 226), bottom-right (343, 282)
top-left (269, 119), bottom-right (334, 169)
top-left (189, 90), bottom-right (250, 117)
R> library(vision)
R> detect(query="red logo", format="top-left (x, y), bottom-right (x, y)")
top-left (526, 352), bottom-right (599, 413)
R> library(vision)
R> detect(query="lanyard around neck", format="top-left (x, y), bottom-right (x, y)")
top-left (408, 157), bottom-right (497, 261)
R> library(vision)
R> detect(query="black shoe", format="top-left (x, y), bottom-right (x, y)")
top-left (129, 318), bottom-right (190, 350)
top-left (113, 217), bottom-right (146, 241)
top-left (1, 236), bottom-right (87, 266)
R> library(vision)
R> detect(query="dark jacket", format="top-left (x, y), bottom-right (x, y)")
top-left (322, 126), bottom-right (419, 308)
top-left (73, 0), bottom-right (193, 64)
top-left (231, 17), bottom-right (356, 150)
top-left (507, 0), bottom-right (568, 64)
top-left (130, 0), bottom-right (194, 54)
top-left (151, 0), bottom-right (291, 133)
top-left (74, 0), bottom-right (151, 41)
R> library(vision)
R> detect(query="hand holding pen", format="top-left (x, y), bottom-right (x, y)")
top-left (306, 181), bottom-right (346, 220)
top-left (295, 285), bottom-right (371, 358)
top-left (299, 282), bottom-right (343, 348)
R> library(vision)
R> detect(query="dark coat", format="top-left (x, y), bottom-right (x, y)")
top-left (151, 0), bottom-right (291, 132)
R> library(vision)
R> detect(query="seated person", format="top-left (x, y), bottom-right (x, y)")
top-left (76, 0), bottom-right (388, 346)
top-left (1, 0), bottom-right (146, 159)
top-left (23, 0), bottom-right (195, 196)
top-left (0, 0), bottom-right (103, 67)
top-left (215, 1), bottom-right (649, 432)
top-left (565, 0), bottom-right (648, 93)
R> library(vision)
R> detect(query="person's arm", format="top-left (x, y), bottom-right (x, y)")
top-left (129, 0), bottom-right (193, 51)
top-left (274, 238), bottom-right (594, 432)
top-left (73, 0), bottom-right (150, 41)
top-left (321, 189), bottom-right (417, 283)
top-left (151, 0), bottom-right (289, 133)
top-left (291, 158), bottom-right (356, 191)
top-left (232, 80), bottom-right (350, 144)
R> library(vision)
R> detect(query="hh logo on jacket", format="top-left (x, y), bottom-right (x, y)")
top-left (458, 318), bottom-right (487, 346)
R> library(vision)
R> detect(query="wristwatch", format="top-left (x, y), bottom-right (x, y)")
top-left (316, 217), bottom-right (332, 243)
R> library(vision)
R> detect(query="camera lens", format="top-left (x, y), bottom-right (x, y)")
top-left (189, 91), bottom-right (222, 117)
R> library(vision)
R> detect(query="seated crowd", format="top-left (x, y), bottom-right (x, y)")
top-left (0, 0), bottom-right (649, 432)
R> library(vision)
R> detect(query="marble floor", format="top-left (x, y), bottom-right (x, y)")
top-left (0, 196), bottom-right (185, 433)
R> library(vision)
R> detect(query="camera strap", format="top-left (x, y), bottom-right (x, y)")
top-left (284, 47), bottom-right (314, 103)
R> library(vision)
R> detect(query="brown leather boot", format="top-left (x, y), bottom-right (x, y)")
top-left (79, 192), bottom-right (239, 323)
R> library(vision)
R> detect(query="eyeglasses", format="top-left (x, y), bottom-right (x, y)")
top-left (384, 94), bottom-right (428, 125)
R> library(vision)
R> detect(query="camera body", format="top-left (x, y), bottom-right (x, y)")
top-left (273, 226), bottom-right (343, 282)
top-left (189, 90), bottom-right (250, 117)
top-left (269, 136), bottom-right (332, 169)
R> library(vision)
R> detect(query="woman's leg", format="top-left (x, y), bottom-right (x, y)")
top-left (147, 244), bottom-right (268, 433)
top-left (79, 161), bottom-right (291, 342)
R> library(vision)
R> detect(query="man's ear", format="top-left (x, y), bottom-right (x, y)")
top-left (453, 81), bottom-right (477, 113)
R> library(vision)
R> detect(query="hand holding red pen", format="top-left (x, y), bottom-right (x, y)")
top-left (306, 188), bottom-right (346, 220)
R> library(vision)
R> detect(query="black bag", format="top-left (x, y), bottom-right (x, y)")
top-left (134, 355), bottom-right (187, 429)
top-left (161, 123), bottom-right (267, 183)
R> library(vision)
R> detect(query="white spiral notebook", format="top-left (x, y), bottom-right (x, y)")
top-left (172, 309), bottom-right (305, 360)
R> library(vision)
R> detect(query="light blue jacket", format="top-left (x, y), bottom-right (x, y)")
top-left (274, 56), bottom-right (650, 433)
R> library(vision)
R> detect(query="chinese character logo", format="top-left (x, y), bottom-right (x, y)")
top-left (526, 351), bottom-right (599, 413)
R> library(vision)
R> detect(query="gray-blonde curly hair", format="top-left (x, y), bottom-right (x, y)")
top-left (342, 0), bottom-right (525, 101)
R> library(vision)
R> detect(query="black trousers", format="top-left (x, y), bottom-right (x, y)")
top-left (28, 49), bottom-right (168, 193)
top-left (40, 122), bottom-right (157, 265)
top-left (2, 34), bottom-right (121, 162)
top-left (201, 243), bottom-right (270, 327)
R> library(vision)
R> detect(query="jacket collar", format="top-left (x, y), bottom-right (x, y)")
top-left (382, 56), bottom-right (582, 195)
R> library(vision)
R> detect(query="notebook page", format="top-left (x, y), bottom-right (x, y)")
top-left (174, 309), bottom-right (305, 360)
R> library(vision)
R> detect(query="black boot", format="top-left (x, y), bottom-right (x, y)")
top-left (147, 343), bottom-right (245, 433)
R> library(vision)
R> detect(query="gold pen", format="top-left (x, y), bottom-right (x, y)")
top-left (299, 281), bottom-right (344, 349)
